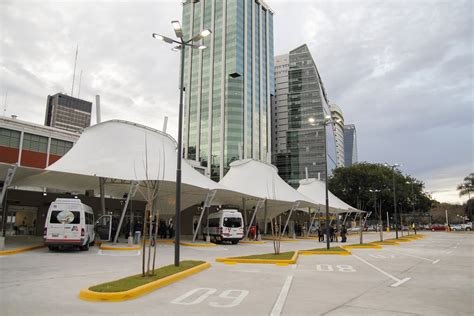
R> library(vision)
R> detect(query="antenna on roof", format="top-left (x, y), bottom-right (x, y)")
top-left (305, 167), bottom-right (309, 180)
top-left (2, 90), bottom-right (7, 116)
top-left (77, 70), bottom-right (83, 98)
top-left (162, 116), bottom-right (168, 133)
top-left (71, 44), bottom-right (79, 97)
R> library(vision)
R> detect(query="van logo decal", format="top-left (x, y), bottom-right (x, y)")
top-left (57, 210), bottom-right (75, 224)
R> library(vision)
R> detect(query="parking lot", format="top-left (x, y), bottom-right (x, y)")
top-left (1, 231), bottom-right (472, 315)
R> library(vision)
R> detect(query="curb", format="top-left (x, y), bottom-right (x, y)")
top-left (239, 240), bottom-right (266, 244)
top-left (179, 242), bottom-right (216, 247)
top-left (299, 250), bottom-right (351, 256)
top-left (371, 242), bottom-right (400, 246)
top-left (342, 244), bottom-right (382, 249)
top-left (0, 244), bottom-right (45, 256)
top-left (79, 262), bottom-right (211, 302)
top-left (99, 245), bottom-right (141, 251)
top-left (389, 238), bottom-right (412, 242)
top-left (261, 238), bottom-right (300, 242)
top-left (216, 251), bottom-right (299, 265)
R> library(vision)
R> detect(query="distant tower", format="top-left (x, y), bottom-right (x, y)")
top-left (343, 124), bottom-right (358, 167)
top-left (330, 104), bottom-right (345, 168)
top-left (272, 44), bottom-right (338, 187)
top-left (44, 93), bottom-right (92, 133)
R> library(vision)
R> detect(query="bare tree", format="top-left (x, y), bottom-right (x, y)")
top-left (270, 216), bottom-right (282, 255)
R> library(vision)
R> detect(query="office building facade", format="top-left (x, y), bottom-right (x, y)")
top-left (330, 104), bottom-right (345, 168)
top-left (343, 124), bottom-right (358, 167)
top-left (182, 0), bottom-right (275, 180)
top-left (45, 93), bottom-right (92, 133)
top-left (272, 44), bottom-right (337, 187)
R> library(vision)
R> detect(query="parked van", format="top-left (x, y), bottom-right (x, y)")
top-left (204, 209), bottom-right (244, 244)
top-left (44, 198), bottom-right (95, 251)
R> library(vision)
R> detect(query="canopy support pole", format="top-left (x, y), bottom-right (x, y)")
top-left (343, 212), bottom-right (351, 225)
top-left (263, 199), bottom-right (268, 235)
top-left (192, 190), bottom-right (216, 242)
top-left (307, 207), bottom-right (319, 237)
top-left (245, 199), bottom-right (265, 240)
top-left (281, 202), bottom-right (300, 239)
top-left (360, 211), bottom-right (371, 244)
top-left (113, 181), bottom-right (138, 243)
top-left (1, 164), bottom-right (17, 237)
top-left (99, 177), bottom-right (106, 216)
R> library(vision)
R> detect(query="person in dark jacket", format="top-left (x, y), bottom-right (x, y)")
top-left (340, 225), bottom-right (347, 243)
top-left (318, 226), bottom-right (324, 242)
top-left (329, 225), bottom-right (335, 242)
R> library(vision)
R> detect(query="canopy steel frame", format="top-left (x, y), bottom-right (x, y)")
top-left (113, 181), bottom-right (139, 243)
top-left (244, 199), bottom-right (265, 240)
top-left (280, 201), bottom-right (301, 239)
top-left (192, 190), bottom-right (216, 242)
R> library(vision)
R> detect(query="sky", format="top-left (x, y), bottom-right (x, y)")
top-left (1, 0), bottom-right (472, 204)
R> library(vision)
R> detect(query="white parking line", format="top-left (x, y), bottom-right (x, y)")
top-left (352, 254), bottom-right (411, 287)
top-left (384, 249), bottom-right (440, 264)
top-left (270, 275), bottom-right (294, 316)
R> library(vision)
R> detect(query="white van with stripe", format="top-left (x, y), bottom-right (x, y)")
top-left (204, 209), bottom-right (244, 244)
top-left (44, 198), bottom-right (95, 251)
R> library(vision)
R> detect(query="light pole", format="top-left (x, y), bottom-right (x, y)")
top-left (369, 189), bottom-right (382, 241)
top-left (310, 114), bottom-right (338, 250)
top-left (386, 163), bottom-right (400, 239)
top-left (152, 22), bottom-right (211, 267)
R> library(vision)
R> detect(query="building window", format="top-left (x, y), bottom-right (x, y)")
top-left (0, 128), bottom-right (21, 149)
top-left (22, 133), bottom-right (48, 153)
top-left (50, 138), bottom-right (73, 156)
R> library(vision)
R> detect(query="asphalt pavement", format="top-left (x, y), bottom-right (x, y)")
top-left (0, 231), bottom-right (472, 315)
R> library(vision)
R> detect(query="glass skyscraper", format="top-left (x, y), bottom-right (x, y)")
top-left (343, 124), bottom-right (358, 167)
top-left (272, 44), bottom-right (337, 187)
top-left (181, 0), bottom-right (274, 181)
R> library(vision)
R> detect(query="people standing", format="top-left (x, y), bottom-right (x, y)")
top-left (318, 226), bottom-right (324, 242)
top-left (340, 225), bottom-right (347, 243)
top-left (168, 219), bottom-right (174, 239)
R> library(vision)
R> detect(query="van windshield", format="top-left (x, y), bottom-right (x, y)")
top-left (223, 217), bottom-right (241, 228)
top-left (50, 211), bottom-right (80, 224)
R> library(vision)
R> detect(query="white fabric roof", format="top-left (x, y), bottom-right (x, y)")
top-left (11, 120), bottom-right (239, 213)
top-left (297, 178), bottom-right (362, 213)
top-left (218, 159), bottom-right (322, 219)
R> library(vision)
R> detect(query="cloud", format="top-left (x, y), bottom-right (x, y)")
top-left (1, 0), bottom-right (472, 203)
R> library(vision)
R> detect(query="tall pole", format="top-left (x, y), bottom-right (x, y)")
top-left (392, 168), bottom-right (399, 239)
top-left (175, 41), bottom-right (185, 267)
top-left (324, 123), bottom-right (330, 250)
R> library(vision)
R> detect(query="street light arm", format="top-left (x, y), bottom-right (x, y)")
top-left (152, 33), bottom-right (182, 45)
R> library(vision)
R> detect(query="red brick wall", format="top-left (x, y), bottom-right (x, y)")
top-left (48, 154), bottom-right (62, 166)
top-left (20, 150), bottom-right (47, 168)
top-left (0, 146), bottom-right (19, 164)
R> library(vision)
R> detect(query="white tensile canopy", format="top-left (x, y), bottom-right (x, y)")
top-left (297, 178), bottom-right (362, 213)
top-left (10, 120), bottom-right (244, 214)
top-left (218, 159), bottom-right (326, 221)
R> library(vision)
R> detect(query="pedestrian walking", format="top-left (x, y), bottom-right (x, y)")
top-left (340, 225), bottom-right (347, 243)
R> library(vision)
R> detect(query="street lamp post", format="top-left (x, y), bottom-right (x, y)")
top-left (152, 22), bottom-right (211, 267)
top-left (386, 163), bottom-right (400, 239)
top-left (369, 189), bottom-right (381, 241)
top-left (310, 115), bottom-right (337, 250)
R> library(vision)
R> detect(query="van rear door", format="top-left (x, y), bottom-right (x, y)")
top-left (46, 204), bottom-right (82, 244)
top-left (222, 216), bottom-right (244, 239)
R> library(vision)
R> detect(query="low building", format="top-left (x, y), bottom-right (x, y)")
top-left (1, 116), bottom-right (79, 168)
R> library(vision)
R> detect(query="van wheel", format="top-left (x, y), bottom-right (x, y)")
top-left (48, 245), bottom-right (57, 251)
top-left (80, 240), bottom-right (90, 251)
top-left (231, 240), bottom-right (238, 245)
top-left (466, 227), bottom-right (471, 231)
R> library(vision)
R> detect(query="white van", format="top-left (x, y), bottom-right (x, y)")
top-left (204, 209), bottom-right (244, 244)
top-left (44, 198), bottom-right (95, 251)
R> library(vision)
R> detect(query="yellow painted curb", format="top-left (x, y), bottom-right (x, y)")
top-left (298, 250), bottom-right (351, 256)
top-left (179, 242), bottom-right (216, 247)
top-left (0, 244), bottom-right (45, 256)
top-left (389, 238), bottom-right (412, 242)
top-left (216, 251), bottom-right (299, 265)
top-left (371, 242), bottom-right (400, 246)
top-left (79, 262), bottom-right (211, 302)
top-left (261, 237), bottom-right (299, 242)
top-left (342, 244), bottom-right (382, 249)
top-left (239, 240), bottom-right (266, 244)
top-left (99, 245), bottom-right (141, 251)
